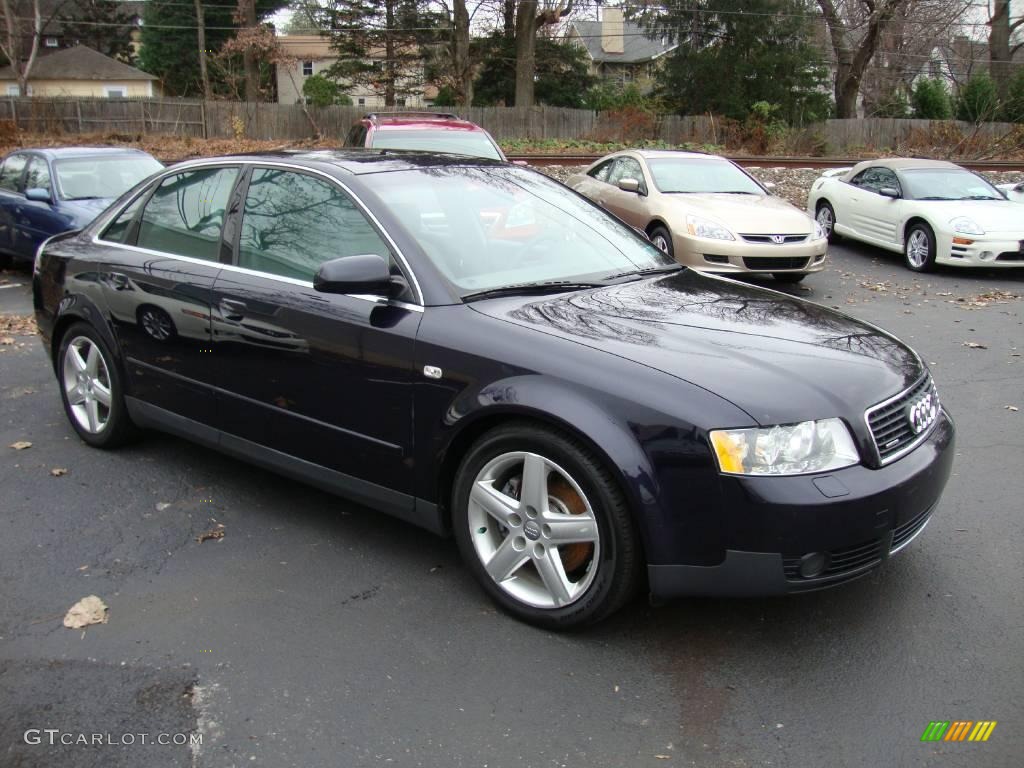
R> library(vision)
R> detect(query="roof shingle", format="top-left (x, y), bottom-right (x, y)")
top-left (0, 45), bottom-right (156, 82)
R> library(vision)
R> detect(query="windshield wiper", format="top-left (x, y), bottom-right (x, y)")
top-left (461, 280), bottom-right (607, 302)
top-left (66, 196), bottom-right (102, 201)
top-left (716, 190), bottom-right (760, 194)
top-left (959, 195), bottom-right (1001, 200)
top-left (601, 264), bottom-right (683, 282)
top-left (915, 196), bottom-right (955, 200)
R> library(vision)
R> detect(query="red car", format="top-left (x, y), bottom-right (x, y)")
top-left (343, 112), bottom-right (506, 161)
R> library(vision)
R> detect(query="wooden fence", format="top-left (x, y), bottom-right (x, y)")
top-left (0, 97), bottom-right (1019, 152)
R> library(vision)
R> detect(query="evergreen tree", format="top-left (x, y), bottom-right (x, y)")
top-left (636, 0), bottom-right (830, 123)
top-left (1004, 69), bottom-right (1024, 123)
top-left (911, 78), bottom-right (952, 119)
top-left (58, 0), bottom-right (135, 61)
top-left (956, 73), bottom-right (1000, 122)
top-left (473, 35), bottom-right (594, 108)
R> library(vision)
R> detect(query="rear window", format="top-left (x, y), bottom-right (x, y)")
top-left (369, 129), bottom-right (503, 161)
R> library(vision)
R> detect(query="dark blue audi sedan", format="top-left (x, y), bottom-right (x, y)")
top-left (32, 151), bottom-right (954, 628)
top-left (0, 147), bottom-right (162, 268)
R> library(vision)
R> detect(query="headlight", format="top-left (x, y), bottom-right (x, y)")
top-left (813, 221), bottom-right (826, 240)
top-left (950, 216), bottom-right (984, 235)
top-left (686, 214), bottom-right (734, 241)
top-left (709, 418), bottom-right (859, 476)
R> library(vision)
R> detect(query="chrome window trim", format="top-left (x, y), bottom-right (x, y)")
top-left (89, 157), bottom-right (425, 307)
top-left (863, 373), bottom-right (939, 466)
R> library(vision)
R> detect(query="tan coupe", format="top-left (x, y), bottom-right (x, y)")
top-left (568, 150), bottom-right (828, 283)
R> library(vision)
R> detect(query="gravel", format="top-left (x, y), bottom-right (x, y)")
top-left (537, 164), bottom-right (1024, 210)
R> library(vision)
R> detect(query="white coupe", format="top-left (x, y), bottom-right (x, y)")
top-left (807, 158), bottom-right (1024, 272)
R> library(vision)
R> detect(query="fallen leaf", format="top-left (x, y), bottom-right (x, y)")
top-left (49, 467), bottom-right (68, 477)
top-left (1005, 405), bottom-right (1019, 412)
top-left (155, 502), bottom-right (171, 511)
top-left (9, 441), bottom-right (31, 450)
top-left (196, 528), bottom-right (225, 543)
top-left (63, 595), bottom-right (108, 629)
top-left (963, 342), bottom-right (987, 349)
top-left (655, 757), bottom-right (671, 761)
top-left (0, 336), bottom-right (14, 345)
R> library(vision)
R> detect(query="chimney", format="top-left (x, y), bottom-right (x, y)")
top-left (602, 7), bottom-right (624, 55)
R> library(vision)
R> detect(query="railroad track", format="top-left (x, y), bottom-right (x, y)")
top-left (508, 154), bottom-right (1024, 172)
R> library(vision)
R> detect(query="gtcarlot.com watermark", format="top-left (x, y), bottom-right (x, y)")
top-left (24, 729), bottom-right (202, 747)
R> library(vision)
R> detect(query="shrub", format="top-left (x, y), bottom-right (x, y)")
top-left (957, 73), bottom-right (1000, 122)
top-left (1003, 69), bottom-right (1024, 123)
top-left (912, 78), bottom-right (952, 119)
top-left (302, 74), bottom-right (352, 107)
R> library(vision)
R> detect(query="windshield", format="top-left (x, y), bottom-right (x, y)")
top-left (361, 166), bottom-right (673, 294)
top-left (900, 169), bottom-right (1003, 200)
top-left (55, 155), bottom-right (164, 201)
top-left (647, 158), bottom-right (764, 194)
top-left (370, 129), bottom-right (504, 161)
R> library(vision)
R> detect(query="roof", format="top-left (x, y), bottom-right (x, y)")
top-left (631, 150), bottom-right (720, 160)
top-left (844, 157), bottom-right (962, 180)
top-left (571, 20), bottom-right (677, 64)
top-left (0, 45), bottom-right (156, 82)
top-left (11, 147), bottom-right (153, 160)
top-left (368, 113), bottom-right (486, 132)
top-left (173, 149), bottom-right (507, 176)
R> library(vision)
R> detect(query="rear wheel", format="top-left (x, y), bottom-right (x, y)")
top-left (649, 225), bottom-right (674, 259)
top-left (57, 322), bottom-right (137, 448)
top-left (815, 201), bottom-right (840, 243)
top-left (452, 423), bottom-right (641, 629)
top-left (904, 222), bottom-right (937, 272)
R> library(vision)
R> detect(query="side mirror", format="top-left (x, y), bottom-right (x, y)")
top-left (314, 254), bottom-right (394, 296)
top-left (618, 177), bottom-right (641, 194)
top-left (879, 186), bottom-right (900, 199)
top-left (25, 187), bottom-right (52, 203)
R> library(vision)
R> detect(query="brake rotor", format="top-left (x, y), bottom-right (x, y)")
top-left (547, 475), bottom-right (594, 576)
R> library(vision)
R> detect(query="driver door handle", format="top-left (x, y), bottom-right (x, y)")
top-left (219, 298), bottom-right (246, 320)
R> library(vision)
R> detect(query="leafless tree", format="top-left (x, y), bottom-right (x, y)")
top-left (514, 0), bottom-right (574, 107)
top-left (0, 0), bottom-right (42, 97)
top-left (989, 0), bottom-right (1023, 101)
top-left (195, 0), bottom-right (213, 100)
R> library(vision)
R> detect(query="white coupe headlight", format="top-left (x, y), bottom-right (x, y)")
top-left (950, 216), bottom-right (984, 235)
top-left (710, 418), bottom-right (860, 476)
top-left (686, 214), bottom-right (735, 241)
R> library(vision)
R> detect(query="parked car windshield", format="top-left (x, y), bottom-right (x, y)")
top-left (362, 166), bottom-right (672, 294)
top-left (647, 158), bottom-right (764, 194)
top-left (899, 168), bottom-right (1003, 200)
top-left (55, 155), bottom-right (164, 201)
top-left (370, 130), bottom-right (503, 160)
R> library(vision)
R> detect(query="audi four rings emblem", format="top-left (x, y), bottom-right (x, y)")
top-left (906, 390), bottom-right (939, 435)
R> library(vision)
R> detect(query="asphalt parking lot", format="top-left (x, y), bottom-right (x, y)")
top-left (1, 241), bottom-right (1021, 768)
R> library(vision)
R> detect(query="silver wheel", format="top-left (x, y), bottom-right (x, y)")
top-left (906, 229), bottom-right (930, 268)
top-left (62, 335), bottom-right (113, 434)
top-left (652, 233), bottom-right (671, 254)
top-left (140, 307), bottom-right (173, 341)
top-left (467, 451), bottom-right (601, 609)
top-left (815, 205), bottom-right (833, 237)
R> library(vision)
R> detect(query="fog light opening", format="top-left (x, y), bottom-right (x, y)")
top-left (979, 251), bottom-right (996, 262)
top-left (798, 552), bottom-right (828, 578)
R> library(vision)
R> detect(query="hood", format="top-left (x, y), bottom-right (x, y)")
top-left (940, 199), bottom-right (1024, 232)
top-left (662, 193), bottom-right (814, 235)
top-left (469, 270), bottom-right (923, 429)
top-left (60, 198), bottom-right (114, 226)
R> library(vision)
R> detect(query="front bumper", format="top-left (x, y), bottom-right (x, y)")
top-left (673, 233), bottom-right (829, 274)
top-left (937, 231), bottom-right (1024, 267)
top-left (649, 408), bottom-right (955, 597)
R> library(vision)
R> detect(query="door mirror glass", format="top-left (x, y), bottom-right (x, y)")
top-left (879, 186), bottom-right (900, 199)
top-left (314, 254), bottom-right (393, 295)
top-left (618, 177), bottom-right (640, 193)
top-left (25, 187), bottom-right (51, 202)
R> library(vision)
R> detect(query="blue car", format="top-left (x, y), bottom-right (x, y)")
top-left (0, 147), bottom-right (163, 268)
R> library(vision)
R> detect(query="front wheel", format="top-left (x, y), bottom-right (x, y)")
top-left (815, 201), bottom-right (840, 243)
top-left (648, 225), bottom-right (675, 259)
top-left (904, 222), bottom-right (937, 272)
top-left (452, 423), bottom-right (641, 629)
top-left (57, 322), bottom-right (137, 448)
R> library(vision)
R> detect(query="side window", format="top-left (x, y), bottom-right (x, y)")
top-left (100, 192), bottom-right (147, 244)
top-left (24, 157), bottom-right (51, 195)
top-left (135, 167), bottom-right (239, 260)
top-left (589, 160), bottom-right (615, 183)
top-left (238, 168), bottom-right (391, 282)
top-left (852, 168), bottom-right (882, 191)
top-left (876, 168), bottom-right (900, 193)
top-left (615, 157), bottom-right (647, 192)
top-left (0, 153), bottom-right (28, 192)
top-left (346, 124), bottom-right (367, 147)
top-left (605, 160), bottom-right (627, 186)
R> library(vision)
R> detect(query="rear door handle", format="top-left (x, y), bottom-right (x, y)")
top-left (219, 298), bottom-right (246, 320)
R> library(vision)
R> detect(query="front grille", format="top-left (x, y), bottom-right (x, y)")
top-left (783, 538), bottom-right (884, 585)
top-left (742, 256), bottom-right (809, 270)
top-left (865, 374), bottom-right (939, 464)
top-left (740, 233), bottom-right (810, 244)
top-left (996, 251), bottom-right (1024, 262)
top-left (891, 508), bottom-right (932, 552)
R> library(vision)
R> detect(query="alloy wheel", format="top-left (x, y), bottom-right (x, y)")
top-left (816, 206), bottom-right (833, 237)
top-left (62, 336), bottom-right (113, 434)
top-left (467, 451), bottom-right (601, 609)
top-left (652, 234), bottom-right (671, 254)
top-left (140, 308), bottom-right (173, 341)
top-left (907, 229), bottom-right (929, 268)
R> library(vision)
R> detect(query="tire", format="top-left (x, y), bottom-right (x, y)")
top-left (904, 221), bottom-right (937, 273)
top-left (452, 422), bottom-right (642, 629)
top-left (773, 272), bottom-right (808, 284)
top-left (57, 322), bottom-right (138, 448)
top-left (815, 201), bottom-right (840, 243)
top-left (137, 305), bottom-right (177, 342)
top-left (648, 225), bottom-right (675, 259)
